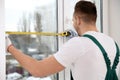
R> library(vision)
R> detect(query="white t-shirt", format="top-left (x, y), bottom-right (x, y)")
top-left (54, 31), bottom-right (120, 80)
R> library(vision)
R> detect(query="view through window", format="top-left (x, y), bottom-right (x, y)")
top-left (5, 0), bottom-right (58, 80)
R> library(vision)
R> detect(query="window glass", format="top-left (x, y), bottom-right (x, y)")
top-left (5, 0), bottom-right (58, 80)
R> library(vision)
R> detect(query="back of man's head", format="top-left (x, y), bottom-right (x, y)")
top-left (74, 1), bottom-right (97, 24)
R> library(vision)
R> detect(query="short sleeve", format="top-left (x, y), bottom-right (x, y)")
top-left (54, 37), bottom-right (85, 67)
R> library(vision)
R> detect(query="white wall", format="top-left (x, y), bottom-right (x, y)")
top-left (109, 0), bottom-right (120, 45)
top-left (103, 0), bottom-right (120, 45)
top-left (0, 0), bottom-right (5, 80)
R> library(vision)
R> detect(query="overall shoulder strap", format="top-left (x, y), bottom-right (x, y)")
top-left (112, 42), bottom-right (119, 69)
top-left (83, 34), bottom-right (111, 69)
top-left (83, 34), bottom-right (120, 80)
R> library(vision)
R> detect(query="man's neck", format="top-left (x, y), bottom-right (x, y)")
top-left (77, 24), bottom-right (98, 36)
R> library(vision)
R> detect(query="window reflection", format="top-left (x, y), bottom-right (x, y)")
top-left (5, 0), bottom-right (58, 80)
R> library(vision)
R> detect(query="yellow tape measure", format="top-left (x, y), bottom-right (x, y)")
top-left (6, 31), bottom-right (69, 37)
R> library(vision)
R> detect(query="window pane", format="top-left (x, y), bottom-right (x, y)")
top-left (5, 0), bottom-right (58, 80)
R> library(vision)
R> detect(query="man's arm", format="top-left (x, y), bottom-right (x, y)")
top-left (8, 45), bottom-right (65, 77)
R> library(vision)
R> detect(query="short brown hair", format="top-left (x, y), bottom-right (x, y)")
top-left (74, 1), bottom-right (97, 23)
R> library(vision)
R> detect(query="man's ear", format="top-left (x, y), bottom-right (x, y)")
top-left (75, 15), bottom-right (81, 26)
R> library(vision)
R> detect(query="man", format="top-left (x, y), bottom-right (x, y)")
top-left (6, 1), bottom-right (120, 80)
